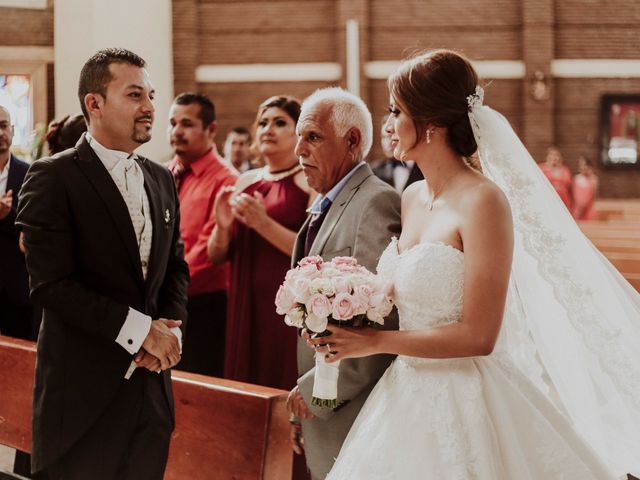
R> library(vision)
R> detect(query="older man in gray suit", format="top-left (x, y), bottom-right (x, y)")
top-left (287, 87), bottom-right (401, 479)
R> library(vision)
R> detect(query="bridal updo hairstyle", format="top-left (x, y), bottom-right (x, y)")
top-left (389, 49), bottom-right (479, 158)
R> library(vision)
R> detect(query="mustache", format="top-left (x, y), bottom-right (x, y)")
top-left (135, 115), bottom-right (153, 122)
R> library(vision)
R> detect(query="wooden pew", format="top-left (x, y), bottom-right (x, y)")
top-left (579, 217), bottom-right (640, 292)
top-left (595, 199), bottom-right (640, 221)
top-left (0, 336), bottom-right (292, 479)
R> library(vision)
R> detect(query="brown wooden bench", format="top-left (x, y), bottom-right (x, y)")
top-left (579, 218), bottom-right (640, 292)
top-left (0, 336), bottom-right (292, 479)
top-left (595, 199), bottom-right (640, 221)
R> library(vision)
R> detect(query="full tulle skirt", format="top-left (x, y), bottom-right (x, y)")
top-left (326, 354), bottom-right (617, 480)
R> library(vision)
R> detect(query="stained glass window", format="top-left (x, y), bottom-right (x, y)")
top-left (0, 74), bottom-right (32, 153)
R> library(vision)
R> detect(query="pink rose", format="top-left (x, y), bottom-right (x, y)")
top-left (305, 293), bottom-right (332, 319)
top-left (332, 293), bottom-right (357, 321)
top-left (298, 255), bottom-right (323, 269)
top-left (291, 276), bottom-right (312, 303)
top-left (331, 275), bottom-right (352, 295)
top-left (353, 284), bottom-right (373, 302)
top-left (332, 256), bottom-right (360, 273)
top-left (320, 265), bottom-right (340, 278)
top-left (331, 256), bottom-right (358, 268)
top-left (275, 284), bottom-right (296, 315)
top-left (351, 293), bottom-right (369, 316)
top-left (366, 293), bottom-right (393, 325)
top-left (305, 311), bottom-right (328, 333)
top-left (285, 268), bottom-right (299, 282)
top-left (298, 264), bottom-right (320, 279)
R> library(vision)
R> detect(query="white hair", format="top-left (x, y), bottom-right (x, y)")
top-left (301, 87), bottom-right (373, 159)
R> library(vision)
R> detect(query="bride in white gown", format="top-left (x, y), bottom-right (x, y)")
top-left (308, 50), bottom-right (640, 479)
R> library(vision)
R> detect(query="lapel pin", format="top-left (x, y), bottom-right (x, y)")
top-left (164, 209), bottom-right (170, 223)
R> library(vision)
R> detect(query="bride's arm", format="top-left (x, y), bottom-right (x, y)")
top-left (314, 183), bottom-right (514, 362)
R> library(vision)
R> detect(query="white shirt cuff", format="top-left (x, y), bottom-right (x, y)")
top-left (170, 326), bottom-right (183, 353)
top-left (116, 307), bottom-right (152, 355)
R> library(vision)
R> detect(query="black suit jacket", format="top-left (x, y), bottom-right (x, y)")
top-left (16, 137), bottom-right (190, 472)
top-left (372, 158), bottom-right (423, 192)
top-left (0, 154), bottom-right (30, 305)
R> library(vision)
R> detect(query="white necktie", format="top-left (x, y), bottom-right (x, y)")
top-left (111, 157), bottom-right (152, 279)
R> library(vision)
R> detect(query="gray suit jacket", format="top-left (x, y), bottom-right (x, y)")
top-left (293, 163), bottom-right (401, 479)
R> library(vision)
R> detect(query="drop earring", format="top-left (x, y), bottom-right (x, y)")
top-left (425, 129), bottom-right (432, 144)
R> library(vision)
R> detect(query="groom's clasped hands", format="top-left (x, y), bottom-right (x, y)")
top-left (135, 319), bottom-right (183, 372)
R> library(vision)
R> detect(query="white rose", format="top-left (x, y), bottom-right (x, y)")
top-left (310, 277), bottom-right (335, 296)
top-left (285, 306), bottom-right (305, 328)
top-left (320, 266), bottom-right (341, 278)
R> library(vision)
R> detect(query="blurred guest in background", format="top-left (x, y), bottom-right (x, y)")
top-left (539, 146), bottom-right (572, 209)
top-left (0, 105), bottom-right (32, 342)
top-left (223, 126), bottom-right (255, 172)
top-left (45, 113), bottom-right (87, 154)
top-left (208, 95), bottom-right (313, 390)
top-left (572, 155), bottom-right (599, 221)
top-left (167, 92), bottom-right (237, 377)
top-left (372, 114), bottom-right (422, 192)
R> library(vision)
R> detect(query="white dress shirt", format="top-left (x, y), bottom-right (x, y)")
top-left (0, 157), bottom-right (9, 195)
top-left (393, 161), bottom-right (414, 192)
top-left (85, 133), bottom-right (154, 358)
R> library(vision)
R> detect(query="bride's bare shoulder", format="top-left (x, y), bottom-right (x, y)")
top-left (460, 174), bottom-right (511, 221)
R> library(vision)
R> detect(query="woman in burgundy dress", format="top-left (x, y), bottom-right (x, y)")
top-left (208, 95), bottom-right (314, 389)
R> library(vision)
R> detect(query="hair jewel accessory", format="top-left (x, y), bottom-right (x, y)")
top-left (466, 85), bottom-right (484, 110)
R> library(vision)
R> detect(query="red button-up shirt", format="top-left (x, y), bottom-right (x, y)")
top-left (168, 147), bottom-right (237, 296)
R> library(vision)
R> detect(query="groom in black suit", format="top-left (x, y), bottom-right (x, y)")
top-left (16, 48), bottom-right (189, 480)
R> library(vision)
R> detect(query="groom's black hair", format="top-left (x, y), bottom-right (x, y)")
top-left (78, 48), bottom-right (146, 123)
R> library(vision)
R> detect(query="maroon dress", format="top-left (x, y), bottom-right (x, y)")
top-left (224, 172), bottom-right (309, 389)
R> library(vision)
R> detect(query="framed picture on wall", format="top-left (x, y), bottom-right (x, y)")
top-left (600, 94), bottom-right (640, 168)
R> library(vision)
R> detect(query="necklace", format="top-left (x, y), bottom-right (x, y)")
top-left (257, 163), bottom-right (302, 182)
top-left (424, 173), bottom-right (456, 211)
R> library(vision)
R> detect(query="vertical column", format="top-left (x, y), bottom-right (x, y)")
top-left (345, 19), bottom-right (360, 97)
top-left (522, 0), bottom-right (555, 162)
top-left (336, 0), bottom-right (370, 104)
top-left (54, 0), bottom-right (174, 161)
top-left (172, 0), bottom-right (198, 95)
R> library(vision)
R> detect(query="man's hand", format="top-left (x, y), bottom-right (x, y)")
top-left (286, 386), bottom-right (315, 420)
top-left (142, 318), bottom-right (182, 370)
top-left (290, 422), bottom-right (304, 455)
top-left (0, 190), bottom-right (12, 220)
top-left (134, 348), bottom-right (162, 372)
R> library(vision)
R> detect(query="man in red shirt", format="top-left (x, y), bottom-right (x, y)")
top-left (167, 93), bottom-right (237, 376)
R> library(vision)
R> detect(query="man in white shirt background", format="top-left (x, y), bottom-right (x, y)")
top-left (223, 126), bottom-right (254, 172)
top-left (17, 48), bottom-right (189, 480)
top-left (371, 114), bottom-right (423, 192)
top-left (0, 104), bottom-right (33, 341)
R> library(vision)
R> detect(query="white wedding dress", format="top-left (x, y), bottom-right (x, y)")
top-left (326, 238), bottom-right (618, 480)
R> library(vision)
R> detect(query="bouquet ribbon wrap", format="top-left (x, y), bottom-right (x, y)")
top-left (311, 352), bottom-right (341, 409)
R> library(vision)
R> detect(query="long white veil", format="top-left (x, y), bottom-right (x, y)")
top-left (468, 87), bottom-right (640, 477)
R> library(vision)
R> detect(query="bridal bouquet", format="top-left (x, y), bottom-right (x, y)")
top-left (275, 255), bottom-right (394, 408)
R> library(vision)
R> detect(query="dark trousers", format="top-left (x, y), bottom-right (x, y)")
top-left (0, 288), bottom-right (33, 340)
top-left (176, 291), bottom-right (226, 377)
top-left (35, 369), bottom-right (172, 480)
